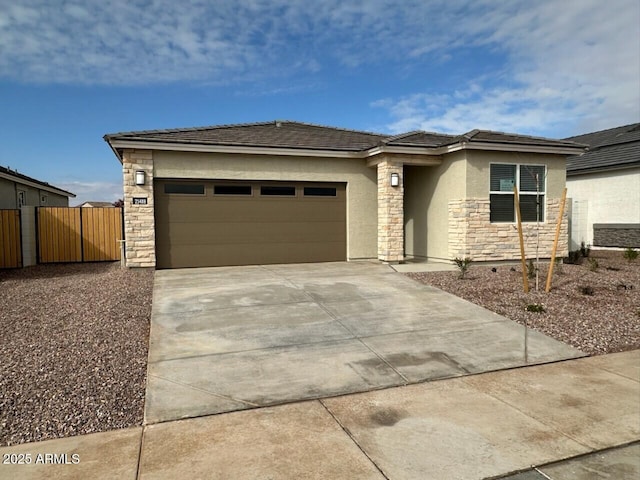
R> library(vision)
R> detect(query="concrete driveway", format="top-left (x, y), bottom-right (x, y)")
top-left (145, 262), bottom-right (582, 424)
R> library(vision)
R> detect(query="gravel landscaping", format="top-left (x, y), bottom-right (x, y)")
top-left (0, 263), bottom-right (153, 447)
top-left (408, 250), bottom-right (640, 355)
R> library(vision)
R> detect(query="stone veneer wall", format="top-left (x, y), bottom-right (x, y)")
top-left (377, 160), bottom-right (404, 262)
top-left (448, 198), bottom-right (568, 261)
top-left (122, 149), bottom-right (156, 267)
top-left (593, 224), bottom-right (640, 248)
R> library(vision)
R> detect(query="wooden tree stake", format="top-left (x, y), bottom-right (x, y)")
top-left (545, 187), bottom-right (568, 292)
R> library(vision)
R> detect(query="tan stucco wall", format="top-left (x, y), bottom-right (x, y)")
top-left (466, 150), bottom-right (567, 199)
top-left (0, 178), bottom-right (69, 208)
top-left (0, 177), bottom-right (16, 209)
top-left (450, 151), bottom-right (568, 261)
top-left (42, 191), bottom-right (70, 207)
top-left (153, 151), bottom-right (378, 259)
top-left (406, 150), bottom-right (568, 262)
top-left (404, 151), bottom-right (466, 260)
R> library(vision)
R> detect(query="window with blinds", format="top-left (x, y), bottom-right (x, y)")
top-left (490, 164), bottom-right (545, 222)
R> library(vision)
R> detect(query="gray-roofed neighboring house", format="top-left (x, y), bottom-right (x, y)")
top-left (0, 165), bottom-right (75, 209)
top-left (564, 123), bottom-right (640, 249)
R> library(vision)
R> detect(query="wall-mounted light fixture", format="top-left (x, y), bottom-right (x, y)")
top-left (135, 170), bottom-right (146, 186)
top-left (390, 172), bottom-right (400, 187)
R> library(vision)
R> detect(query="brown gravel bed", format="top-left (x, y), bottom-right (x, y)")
top-left (408, 250), bottom-right (640, 355)
top-left (0, 263), bottom-right (153, 447)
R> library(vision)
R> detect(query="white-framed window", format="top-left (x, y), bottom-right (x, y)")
top-left (490, 164), bottom-right (546, 222)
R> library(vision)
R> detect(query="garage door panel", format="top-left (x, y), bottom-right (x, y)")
top-left (154, 180), bottom-right (347, 268)
top-left (158, 222), bottom-right (346, 245)
top-left (160, 242), bottom-right (346, 268)
top-left (159, 201), bottom-right (345, 224)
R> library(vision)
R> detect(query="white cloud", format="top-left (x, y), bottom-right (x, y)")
top-left (0, 0), bottom-right (535, 85)
top-left (56, 180), bottom-right (123, 207)
top-left (373, 0), bottom-right (640, 136)
top-left (0, 0), bottom-right (637, 135)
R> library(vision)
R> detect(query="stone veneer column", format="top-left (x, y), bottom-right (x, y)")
top-left (122, 149), bottom-right (156, 268)
top-left (377, 160), bottom-right (404, 263)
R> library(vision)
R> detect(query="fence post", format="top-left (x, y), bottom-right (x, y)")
top-left (118, 239), bottom-right (126, 268)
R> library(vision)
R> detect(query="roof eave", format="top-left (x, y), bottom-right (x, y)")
top-left (442, 141), bottom-right (586, 155)
top-left (103, 135), bottom-right (124, 163)
top-left (0, 171), bottom-right (76, 198)
top-left (107, 139), bottom-right (371, 159)
top-left (104, 137), bottom-right (586, 162)
top-left (567, 162), bottom-right (640, 176)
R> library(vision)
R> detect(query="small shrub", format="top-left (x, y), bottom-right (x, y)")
top-left (580, 241), bottom-right (591, 258)
top-left (564, 250), bottom-right (582, 265)
top-left (623, 248), bottom-right (638, 262)
top-left (527, 259), bottom-right (536, 279)
top-left (452, 257), bottom-right (473, 279)
top-left (525, 303), bottom-right (545, 313)
top-left (579, 285), bottom-right (594, 296)
top-left (605, 266), bottom-right (621, 271)
top-left (587, 257), bottom-right (599, 272)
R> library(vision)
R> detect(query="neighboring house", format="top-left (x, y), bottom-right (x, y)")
top-left (0, 165), bottom-right (75, 209)
top-left (79, 201), bottom-right (115, 208)
top-left (565, 123), bottom-right (640, 249)
top-left (104, 121), bottom-right (585, 269)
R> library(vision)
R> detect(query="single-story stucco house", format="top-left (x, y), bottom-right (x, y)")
top-left (0, 165), bottom-right (75, 209)
top-left (104, 121), bottom-right (585, 269)
top-left (565, 123), bottom-right (640, 249)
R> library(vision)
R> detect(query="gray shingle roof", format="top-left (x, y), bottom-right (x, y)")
top-left (383, 131), bottom-right (457, 147)
top-left (455, 129), bottom-right (583, 148)
top-left (105, 120), bottom-right (585, 153)
top-left (565, 123), bottom-right (640, 173)
top-left (105, 121), bottom-right (388, 152)
top-left (0, 165), bottom-right (75, 197)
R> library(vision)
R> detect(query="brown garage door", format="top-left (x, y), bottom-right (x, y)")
top-left (154, 180), bottom-right (346, 268)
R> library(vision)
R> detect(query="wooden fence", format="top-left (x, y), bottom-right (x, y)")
top-left (37, 207), bottom-right (123, 263)
top-left (0, 209), bottom-right (22, 268)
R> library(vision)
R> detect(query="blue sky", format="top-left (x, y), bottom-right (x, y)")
top-left (1, 0), bottom-right (638, 205)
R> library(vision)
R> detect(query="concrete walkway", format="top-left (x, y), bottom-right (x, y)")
top-left (1, 350), bottom-right (638, 479)
top-left (145, 262), bottom-right (581, 424)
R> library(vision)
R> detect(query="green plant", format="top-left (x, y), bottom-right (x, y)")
top-left (579, 285), bottom-right (594, 296)
top-left (527, 259), bottom-right (536, 279)
top-left (452, 257), bottom-right (473, 279)
top-left (580, 241), bottom-right (591, 258)
top-left (623, 247), bottom-right (638, 262)
top-left (587, 257), bottom-right (599, 272)
top-left (525, 303), bottom-right (545, 313)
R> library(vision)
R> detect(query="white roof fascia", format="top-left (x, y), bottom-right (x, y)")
top-left (108, 139), bottom-right (584, 163)
top-left (108, 140), bottom-right (366, 159)
top-left (438, 142), bottom-right (585, 155)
